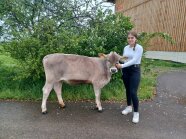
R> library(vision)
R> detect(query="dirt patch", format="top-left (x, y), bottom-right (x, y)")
top-left (178, 97), bottom-right (186, 105)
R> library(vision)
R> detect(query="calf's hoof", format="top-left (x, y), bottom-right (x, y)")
top-left (93, 106), bottom-right (98, 110)
top-left (98, 108), bottom-right (104, 113)
top-left (98, 109), bottom-right (103, 113)
top-left (42, 111), bottom-right (48, 115)
top-left (59, 104), bottom-right (66, 109)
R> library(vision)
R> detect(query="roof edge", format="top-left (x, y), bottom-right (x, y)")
top-left (106, 0), bottom-right (115, 4)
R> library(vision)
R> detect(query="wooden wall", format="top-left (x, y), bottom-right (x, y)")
top-left (115, 0), bottom-right (186, 51)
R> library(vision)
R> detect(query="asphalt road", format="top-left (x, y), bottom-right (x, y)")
top-left (0, 71), bottom-right (186, 139)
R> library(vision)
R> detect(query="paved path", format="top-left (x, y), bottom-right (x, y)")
top-left (145, 51), bottom-right (186, 63)
top-left (0, 71), bottom-right (186, 139)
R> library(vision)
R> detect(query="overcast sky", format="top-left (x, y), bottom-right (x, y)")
top-left (100, 0), bottom-right (115, 12)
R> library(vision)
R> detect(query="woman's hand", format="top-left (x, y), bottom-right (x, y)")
top-left (115, 63), bottom-right (122, 69)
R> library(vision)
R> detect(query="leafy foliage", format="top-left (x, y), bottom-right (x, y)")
top-left (137, 32), bottom-right (176, 73)
top-left (0, 0), bottom-right (133, 80)
top-left (138, 32), bottom-right (176, 51)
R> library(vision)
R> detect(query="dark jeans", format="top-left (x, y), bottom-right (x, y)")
top-left (122, 65), bottom-right (141, 112)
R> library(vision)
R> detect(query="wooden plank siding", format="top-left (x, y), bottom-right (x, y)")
top-left (114, 0), bottom-right (186, 52)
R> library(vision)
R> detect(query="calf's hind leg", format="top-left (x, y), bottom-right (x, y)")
top-left (41, 82), bottom-right (53, 114)
top-left (54, 82), bottom-right (65, 108)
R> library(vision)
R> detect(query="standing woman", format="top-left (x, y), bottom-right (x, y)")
top-left (116, 31), bottom-right (143, 123)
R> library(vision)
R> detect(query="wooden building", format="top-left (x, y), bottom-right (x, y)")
top-left (107, 0), bottom-right (186, 52)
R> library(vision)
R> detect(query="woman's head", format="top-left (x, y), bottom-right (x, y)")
top-left (127, 31), bottom-right (138, 46)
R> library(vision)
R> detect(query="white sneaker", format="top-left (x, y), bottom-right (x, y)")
top-left (121, 106), bottom-right (132, 115)
top-left (132, 112), bottom-right (139, 123)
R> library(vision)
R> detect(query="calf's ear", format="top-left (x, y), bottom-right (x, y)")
top-left (98, 53), bottom-right (107, 59)
top-left (119, 56), bottom-right (128, 62)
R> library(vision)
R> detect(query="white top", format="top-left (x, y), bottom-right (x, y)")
top-left (121, 44), bottom-right (143, 68)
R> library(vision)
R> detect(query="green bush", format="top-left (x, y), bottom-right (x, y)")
top-left (3, 25), bottom-right (63, 79)
top-left (2, 12), bottom-right (133, 80)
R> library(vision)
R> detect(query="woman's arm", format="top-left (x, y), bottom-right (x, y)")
top-left (116, 45), bottom-right (143, 69)
top-left (121, 46), bottom-right (143, 68)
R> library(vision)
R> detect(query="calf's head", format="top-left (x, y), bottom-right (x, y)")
top-left (99, 52), bottom-right (124, 74)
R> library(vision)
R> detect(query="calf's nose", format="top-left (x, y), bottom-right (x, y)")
top-left (110, 68), bottom-right (118, 73)
top-left (111, 69), bottom-right (116, 72)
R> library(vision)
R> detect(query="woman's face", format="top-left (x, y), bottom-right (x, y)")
top-left (127, 34), bottom-right (137, 46)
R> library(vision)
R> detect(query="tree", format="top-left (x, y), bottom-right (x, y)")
top-left (0, 0), bottom-right (133, 80)
top-left (0, 0), bottom-right (112, 38)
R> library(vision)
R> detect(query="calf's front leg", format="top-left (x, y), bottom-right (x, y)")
top-left (93, 86), bottom-right (103, 112)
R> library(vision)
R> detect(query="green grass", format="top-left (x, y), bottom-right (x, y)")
top-left (0, 52), bottom-right (186, 102)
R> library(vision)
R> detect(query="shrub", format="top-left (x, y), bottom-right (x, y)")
top-left (3, 12), bottom-right (133, 80)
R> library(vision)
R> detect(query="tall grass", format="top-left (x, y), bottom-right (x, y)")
top-left (0, 52), bottom-right (186, 102)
